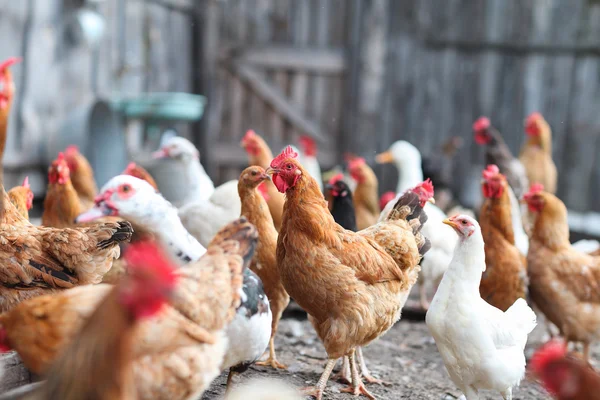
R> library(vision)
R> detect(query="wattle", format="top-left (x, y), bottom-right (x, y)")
top-left (272, 174), bottom-right (289, 193)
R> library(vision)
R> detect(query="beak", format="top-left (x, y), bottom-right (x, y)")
top-left (265, 167), bottom-right (277, 176)
top-left (259, 173), bottom-right (271, 181)
top-left (375, 150), bottom-right (394, 164)
top-left (427, 197), bottom-right (435, 204)
top-left (152, 148), bottom-right (169, 159)
top-left (442, 218), bottom-right (457, 229)
top-left (75, 204), bottom-right (114, 223)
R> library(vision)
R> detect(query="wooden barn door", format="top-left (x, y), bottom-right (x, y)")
top-left (197, 0), bottom-right (350, 183)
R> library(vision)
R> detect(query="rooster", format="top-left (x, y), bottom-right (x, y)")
top-left (22, 241), bottom-right (178, 400)
top-left (519, 112), bottom-right (558, 194)
top-left (479, 165), bottom-right (528, 311)
top-left (426, 214), bottom-right (536, 400)
top-left (7, 177), bottom-right (33, 221)
top-left (63, 145), bottom-right (98, 210)
top-left (241, 130), bottom-right (286, 231)
top-left (523, 183), bottom-right (600, 361)
top-left (267, 146), bottom-right (431, 399)
top-left (530, 340), bottom-right (600, 399)
top-left (42, 153), bottom-right (83, 228)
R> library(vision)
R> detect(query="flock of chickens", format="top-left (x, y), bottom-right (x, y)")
top-left (0, 55), bottom-right (599, 400)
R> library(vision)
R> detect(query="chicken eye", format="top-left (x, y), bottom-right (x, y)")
top-left (461, 220), bottom-right (467, 225)
top-left (251, 171), bottom-right (257, 176)
top-left (286, 164), bottom-right (292, 170)
top-left (122, 185), bottom-right (131, 193)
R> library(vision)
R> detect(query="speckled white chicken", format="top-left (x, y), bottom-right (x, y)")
top-left (426, 214), bottom-right (536, 400)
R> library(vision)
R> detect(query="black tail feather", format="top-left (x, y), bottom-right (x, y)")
top-left (97, 221), bottom-right (133, 249)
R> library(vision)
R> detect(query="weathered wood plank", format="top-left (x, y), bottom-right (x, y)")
top-left (289, 0), bottom-right (311, 139)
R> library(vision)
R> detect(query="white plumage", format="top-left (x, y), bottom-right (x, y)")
top-left (426, 215), bottom-right (536, 400)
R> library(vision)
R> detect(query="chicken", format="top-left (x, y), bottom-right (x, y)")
top-left (473, 117), bottom-right (529, 198)
top-left (178, 179), bottom-right (241, 247)
top-left (0, 186), bottom-right (132, 312)
top-left (241, 130), bottom-right (286, 231)
top-left (123, 162), bottom-right (158, 190)
top-left (226, 378), bottom-right (303, 400)
top-left (268, 146), bottom-right (431, 399)
top-left (426, 214), bottom-right (537, 400)
top-left (0, 57), bottom-right (22, 218)
top-left (519, 112), bottom-right (558, 194)
top-left (0, 218), bottom-right (261, 399)
top-left (297, 135), bottom-right (323, 192)
top-left (7, 177), bottom-right (33, 221)
top-left (63, 145), bottom-right (98, 210)
top-left (473, 117), bottom-right (530, 256)
top-left (347, 156), bottom-right (380, 230)
top-left (77, 178), bottom-right (271, 388)
top-left (153, 135), bottom-right (215, 205)
top-left (42, 153), bottom-right (83, 228)
top-left (530, 340), bottom-right (600, 399)
top-left (523, 183), bottom-right (600, 361)
top-left (325, 175), bottom-right (382, 385)
top-left (479, 165), bottom-right (528, 311)
top-left (377, 143), bottom-right (456, 310)
top-left (238, 166), bottom-right (289, 370)
top-left (20, 241), bottom-right (178, 400)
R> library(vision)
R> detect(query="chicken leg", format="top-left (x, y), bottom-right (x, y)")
top-left (301, 359), bottom-right (337, 400)
top-left (357, 347), bottom-right (387, 385)
top-left (332, 356), bottom-right (352, 383)
top-left (256, 337), bottom-right (287, 369)
top-left (340, 349), bottom-right (376, 399)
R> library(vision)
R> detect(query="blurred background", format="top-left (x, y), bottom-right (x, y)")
top-left (2, 0), bottom-right (600, 221)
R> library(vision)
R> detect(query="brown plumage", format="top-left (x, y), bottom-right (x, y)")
top-left (7, 177), bottom-right (33, 221)
top-left (42, 153), bottom-right (84, 228)
top-left (479, 165), bottom-right (527, 311)
top-left (0, 218), bottom-right (256, 400)
top-left (524, 184), bottom-right (600, 361)
top-left (347, 155), bottom-right (380, 230)
top-left (238, 166), bottom-right (289, 369)
top-left (64, 145), bottom-right (98, 210)
top-left (123, 162), bottom-right (159, 191)
top-left (268, 146), bottom-right (430, 399)
top-left (241, 130), bottom-right (285, 231)
top-left (0, 190), bottom-right (132, 312)
top-left (519, 112), bottom-right (558, 194)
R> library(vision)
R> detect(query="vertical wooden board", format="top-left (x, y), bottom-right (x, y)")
top-left (145, 3), bottom-right (170, 92)
top-left (308, 0), bottom-right (330, 148)
top-left (227, 0), bottom-right (248, 142)
top-left (562, 57), bottom-right (600, 211)
top-left (288, 0), bottom-right (311, 140)
top-left (166, 11), bottom-right (192, 93)
top-left (579, 3), bottom-right (600, 47)
top-left (247, 0), bottom-right (270, 143)
top-left (118, 0), bottom-right (145, 94)
top-left (95, 0), bottom-right (118, 97)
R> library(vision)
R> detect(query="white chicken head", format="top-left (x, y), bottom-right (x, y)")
top-left (76, 175), bottom-right (162, 223)
top-left (443, 214), bottom-right (479, 239)
top-left (153, 136), bottom-right (199, 161)
top-left (376, 140), bottom-right (422, 169)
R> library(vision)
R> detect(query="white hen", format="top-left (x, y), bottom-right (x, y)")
top-left (377, 140), bottom-right (456, 309)
top-left (154, 136), bottom-right (242, 246)
top-left (297, 135), bottom-right (323, 193)
top-left (426, 214), bottom-right (536, 400)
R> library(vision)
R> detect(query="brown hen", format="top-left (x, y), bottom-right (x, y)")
top-left (7, 176), bottom-right (33, 221)
top-left (519, 112), bottom-right (558, 194)
top-left (64, 145), bottom-right (98, 210)
top-left (42, 153), bottom-right (83, 228)
top-left (268, 146), bottom-right (431, 399)
top-left (347, 155), bottom-right (380, 230)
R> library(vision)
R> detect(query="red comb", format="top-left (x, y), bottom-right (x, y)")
top-left (243, 130), bottom-right (257, 142)
top-left (328, 173), bottom-right (345, 186)
top-left (380, 191), bottom-right (396, 210)
top-left (529, 340), bottom-right (567, 375)
top-left (124, 241), bottom-right (178, 287)
top-left (65, 145), bottom-right (79, 155)
top-left (299, 135), bottom-right (315, 146)
top-left (418, 178), bottom-right (434, 194)
top-left (528, 183), bottom-right (544, 195)
top-left (344, 153), bottom-right (359, 162)
top-left (270, 145), bottom-right (298, 168)
top-left (0, 57), bottom-right (21, 72)
top-left (57, 152), bottom-right (65, 162)
top-left (22, 176), bottom-right (29, 188)
top-left (348, 157), bottom-right (366, 170)
top-left (526, 112), bottom-right (543, 125)
top-left (299, 135), bottom-right (317, 156)
top-left (124, 162), bottom-right (137, 173)
top-left (473, 117), bottom-right (490, 132)
top-left (482, 164), bottom-right (500, 180)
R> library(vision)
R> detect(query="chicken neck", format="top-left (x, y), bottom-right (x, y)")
top-left (480, 190), bottom-right (515, 244)
top-left (179, 157), bottom-right (215, 205)
top-left (530, 198), bottom-right (570, 251)
top-left (395, 155), bottom-right (423, 194)
top-left (485, 128), bottom-right (514, 167)
top-left (438, 233), bottom-right (486, 297)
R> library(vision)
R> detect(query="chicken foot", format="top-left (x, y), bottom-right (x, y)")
top-left (357, 347), bottom-right (388, 385)
top-left (340, 349), bottom-right (376, 399)
top-left (256, 337), bottom-right (287, 369)
top-left (301, 359), bottom-right (337, 400)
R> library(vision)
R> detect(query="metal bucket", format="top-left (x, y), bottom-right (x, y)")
top-left (141, 158), bottom-right (191, 206)
top-left (48, 99), bottom-right (126, 187)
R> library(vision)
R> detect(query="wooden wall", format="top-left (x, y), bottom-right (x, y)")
top-left (0, 0), bottom-right (194, 194)
top-left (202, 0), bottom-right (600, 213)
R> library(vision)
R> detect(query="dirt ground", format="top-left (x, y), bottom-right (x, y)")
top-left (202, 303), bottom-right (557, 400)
